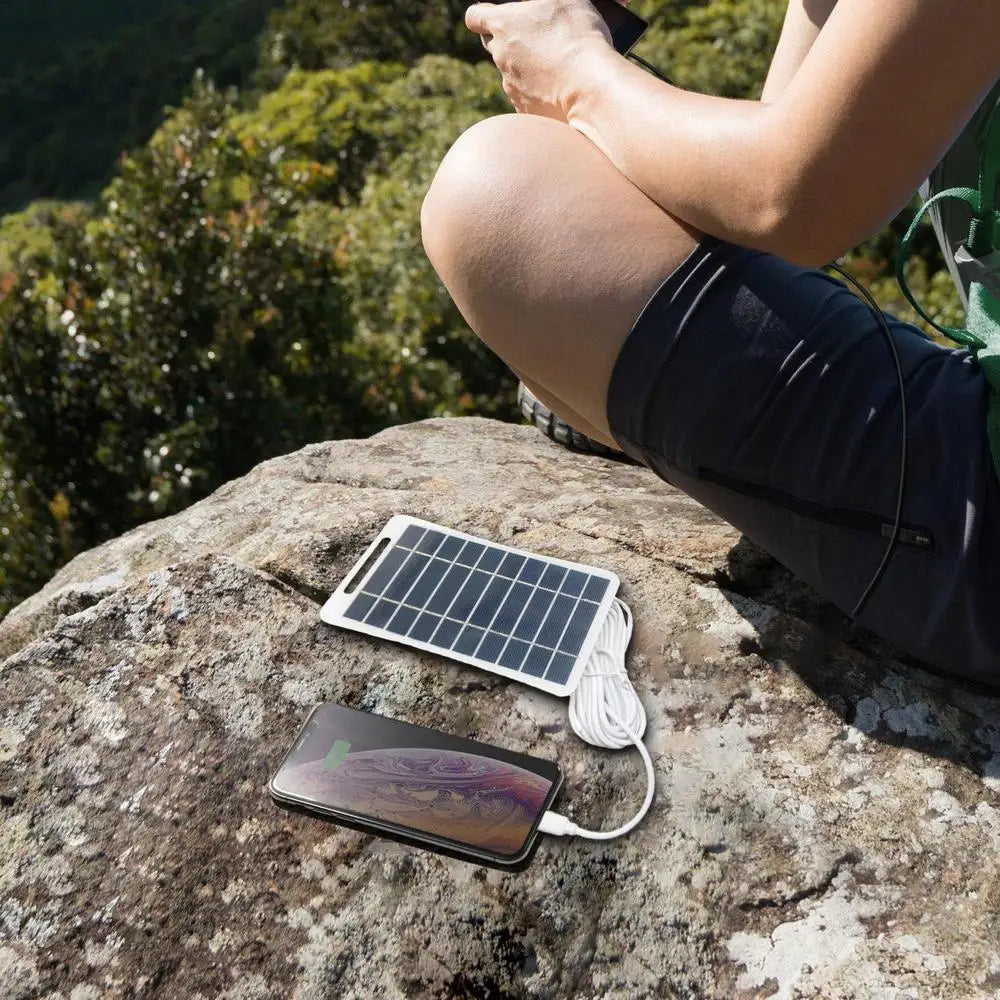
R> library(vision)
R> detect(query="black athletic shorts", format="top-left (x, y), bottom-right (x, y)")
top-left (606, 235), bottom-right (1000, 685)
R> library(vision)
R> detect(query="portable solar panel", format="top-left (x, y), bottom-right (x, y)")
top-left (320, 515), bottom-right (620, 697)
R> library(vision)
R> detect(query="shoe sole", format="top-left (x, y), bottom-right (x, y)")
top-left (517, 383), bottom-right (634, 461)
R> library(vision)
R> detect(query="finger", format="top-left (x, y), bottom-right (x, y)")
top-left (465, 3), bottom-right (499, 36)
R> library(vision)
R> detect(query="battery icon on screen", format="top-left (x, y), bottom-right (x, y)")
top-left (323, 739), bottom-right (351, 770)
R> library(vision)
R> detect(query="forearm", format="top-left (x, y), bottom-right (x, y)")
top-left (566, 49), bottom-right (791, 255)
top-left (563, 0), bottom-right (1000, 267)
top-left (761, 0), bottom-right (839, 102)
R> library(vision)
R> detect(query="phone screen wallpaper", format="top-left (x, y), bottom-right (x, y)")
top-left (273, 705), bottom-right (555, 857)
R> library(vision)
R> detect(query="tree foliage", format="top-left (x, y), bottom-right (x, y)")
top-left (1, 76), bottom-right (353, 609)
top-left (647, 0), bottom-right (785, 98)
top-left (0, 202), bottom-right (89, 275)
top-left (0, 0), bottom-right (281, 213)
top-left (0, 59), bottom-right (513, 615)
top-left (255, 0), bottom-right (485, 88)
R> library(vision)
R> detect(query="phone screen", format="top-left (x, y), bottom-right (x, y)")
top-left (270, 703), bottom-right (562, 865)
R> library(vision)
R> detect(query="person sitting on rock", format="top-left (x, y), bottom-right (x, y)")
top-left (419, 0), bottom-right (1000, 684)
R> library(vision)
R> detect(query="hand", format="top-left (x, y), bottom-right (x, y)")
top-left (465, 0), bottom-right (624, 121)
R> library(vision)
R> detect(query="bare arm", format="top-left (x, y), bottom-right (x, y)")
top-left (760, 0), bottom-right (838, 102)
top-left (566, 0), bottom-right (1000, 266)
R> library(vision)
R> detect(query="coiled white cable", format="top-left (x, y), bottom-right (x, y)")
top-left (538, 597), bottom-right (656, 841)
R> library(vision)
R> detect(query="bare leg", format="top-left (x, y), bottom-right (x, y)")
top-left (420, 112), bottom-right (702, 443)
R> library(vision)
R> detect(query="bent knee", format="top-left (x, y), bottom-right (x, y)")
top-left (420, 113), bottom-right (565, 256)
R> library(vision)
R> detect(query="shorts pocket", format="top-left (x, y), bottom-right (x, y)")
top-left (696, 466), bottom-right (934, 549)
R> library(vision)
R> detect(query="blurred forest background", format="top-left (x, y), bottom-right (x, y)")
top-left (0, 0), bottom-right (964, 617)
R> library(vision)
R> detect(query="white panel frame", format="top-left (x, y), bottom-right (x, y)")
top-left (320, 515), bottom-right (620, 697)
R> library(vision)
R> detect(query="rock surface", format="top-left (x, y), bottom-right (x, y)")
top-left (3, 416), bottom-right (1000, 1000)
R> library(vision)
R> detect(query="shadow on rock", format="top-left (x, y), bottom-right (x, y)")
top-left (714, 533), bottom-right (1000, 784)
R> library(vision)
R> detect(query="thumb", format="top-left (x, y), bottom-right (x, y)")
top-left (465, 3), bottom-right (498, 35)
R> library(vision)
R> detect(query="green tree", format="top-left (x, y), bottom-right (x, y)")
top-left (227, 61), bottom-right (413, 207)
top-left (333, 57), bottom-right (520, 423)
top-left (0, 75), bottom-right (355, 609)
top-left (0, 201), bottom-right (90, 274)
top-left (256, 0), bottom-right (485, 88)
top-left (229, 55), bottom-right (518, 424)
top-left (0, 0), bottom-right (281, 212)
top-left (0, 58), bottom-right (517, 615)
top-left (647, 0), bottom-right (785, 98)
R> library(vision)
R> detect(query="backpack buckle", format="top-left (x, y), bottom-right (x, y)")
top-left (955, 245), bottom-right (1000, 303)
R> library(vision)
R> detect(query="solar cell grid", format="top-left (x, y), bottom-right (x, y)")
top-left (324, 516), bottom-right (619, 696)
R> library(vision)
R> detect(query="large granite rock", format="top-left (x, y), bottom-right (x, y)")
top-left (3, 416), bottom-right (1000, 1000)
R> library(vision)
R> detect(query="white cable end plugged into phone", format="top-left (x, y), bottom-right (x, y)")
top-left (544, 598), bottom-right (657, 841)
top-left (538, 810), bottom-right (580, 837)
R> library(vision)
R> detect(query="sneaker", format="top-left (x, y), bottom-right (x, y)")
top-left (517, 382), bottom-right (636, 462)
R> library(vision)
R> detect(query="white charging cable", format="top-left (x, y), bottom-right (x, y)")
top-left (538, 597), bottom-right (656, 840)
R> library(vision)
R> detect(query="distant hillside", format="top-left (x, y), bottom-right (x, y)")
top-left (0, 0), bottom-right (280, 212)
top-left (0, 0), bottom-right (163, 71)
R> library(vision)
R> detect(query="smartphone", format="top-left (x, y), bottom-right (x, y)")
top-left (590, 0), bottom-right (647, 55)
top-left (492, 0), bottom-right (647, 55)
top-left (270, 702), bottom-right (564, 871)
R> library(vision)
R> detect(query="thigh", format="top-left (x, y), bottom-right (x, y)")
top-left (420, 113), bottom-right (701, 440)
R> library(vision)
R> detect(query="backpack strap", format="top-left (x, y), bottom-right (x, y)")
top-left (896, 186), bottom-right (987, 348)
top-left (896, 95), bottom-right (1000, 347)
top-left (895, 97), bottom-right (1000, 480)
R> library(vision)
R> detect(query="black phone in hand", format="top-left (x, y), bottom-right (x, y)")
top-left (493, 0), bottom-right (648, 55)
top-left (590, 0), bottom-right (647, 54)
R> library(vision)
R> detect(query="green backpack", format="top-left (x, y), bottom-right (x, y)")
top-left (897, 80), bottom-right (1000, 480)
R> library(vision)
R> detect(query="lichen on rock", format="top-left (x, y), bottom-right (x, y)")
top-left (3, 417), bottom-right (1000, 999)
